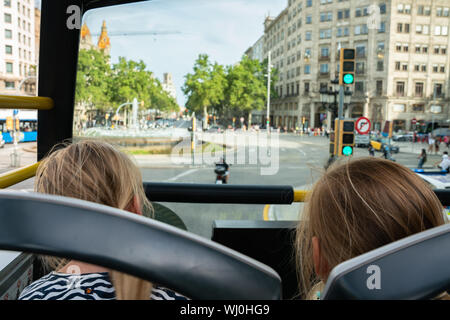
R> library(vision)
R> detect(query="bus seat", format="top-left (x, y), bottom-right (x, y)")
top-left (0, 191), bottom-right (281, 300)
top-left (212, 220), bottom-right (298, 299)
top-left (322, 223), bottom-right (450, 299)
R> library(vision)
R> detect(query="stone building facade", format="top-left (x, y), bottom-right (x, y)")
top-left (248, 0), bottom-right (450, 132)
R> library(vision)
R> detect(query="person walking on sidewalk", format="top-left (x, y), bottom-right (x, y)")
top-left (428, 135), bottom-right (435, 153)
top-left (417, 149), bottom-right (427, 169)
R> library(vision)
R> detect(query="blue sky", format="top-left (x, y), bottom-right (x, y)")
top-left (82, 0), bottom-right (286, 107)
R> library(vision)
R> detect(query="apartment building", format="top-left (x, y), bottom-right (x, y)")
top-left (250, 0), bottom-right (450, 132)
top-left (0, 0), bottom-right (36, 96)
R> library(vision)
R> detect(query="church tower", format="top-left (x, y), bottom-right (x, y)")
top-left (97, 20), bottom-right (111, 56)
top-left (80, 22), bottom-right (95, 50)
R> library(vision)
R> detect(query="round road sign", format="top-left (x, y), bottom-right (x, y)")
top-left (355, 117), bottom-right (371, 135)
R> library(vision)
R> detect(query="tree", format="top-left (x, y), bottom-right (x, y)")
top-left (182, 54), bottom-right (227, 127)
top-left (225, 55), bottom-right (267, 127)
top-left (75, 49), bottom-right (111, 111)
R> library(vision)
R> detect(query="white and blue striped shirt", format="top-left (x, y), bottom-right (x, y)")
top-left (18, 272), bottom-right (188, 300)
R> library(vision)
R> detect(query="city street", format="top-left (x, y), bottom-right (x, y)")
top-left (1, 135), bottom-right (447, 238)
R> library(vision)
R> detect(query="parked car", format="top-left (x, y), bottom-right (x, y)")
top-left (393, 133), bottom-right (414, 141)
top-left (370, 137), bottom-right (400, 153)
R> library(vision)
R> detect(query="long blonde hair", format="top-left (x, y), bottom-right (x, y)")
top-left (35, 140), bottom-right (153, 299)
top-left (295, 157), bottom-right (446, 299)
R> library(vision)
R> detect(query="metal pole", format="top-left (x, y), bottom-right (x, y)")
top-left (338, 85), bottom-right (344, 120)
top-left (266, 50), bottom-right (271, 131)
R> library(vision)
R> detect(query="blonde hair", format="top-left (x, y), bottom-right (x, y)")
top-left (295, 157), bottom-right (446, 299)
top-left (35, 140), bottom-right (153, 300)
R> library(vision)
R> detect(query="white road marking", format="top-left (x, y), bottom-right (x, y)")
top-left (166, 169), bottom-right (199, 181)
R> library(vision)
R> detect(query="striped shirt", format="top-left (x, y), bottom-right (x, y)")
top-left (18, 272), bottom-right (189, 300)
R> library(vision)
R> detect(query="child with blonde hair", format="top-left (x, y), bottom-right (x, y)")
top-left (19, 140), bottom-right (186, 300)
top-left (295, 157), bottom-right (447, 299)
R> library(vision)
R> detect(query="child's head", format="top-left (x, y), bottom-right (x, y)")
top-left (295, 157), bottom-right (446, 299)
top-left (35, 140), bottom-right (153, 299)
top-left (35, 140), bottom-right (152, 215)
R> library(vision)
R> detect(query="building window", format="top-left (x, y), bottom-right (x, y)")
top-left (396, 82), bottom-right (405, 96)
top-left (320, 47), bottom-right (329, 58)
top-left (415, 82), bottom-right (424, 97)
top-left (305, 31), bottom-right (312, 40)
top-left (440, 65), bottom-right (445, 73)
top-left (4, 0), bottom-right (11, 7)
top-left (376, 80), bottom-right (383, 96)
top-left (422, 45), bottom-right (428, 53)
top-left (433, 64), bottom-right (438, 72)
top-left (421, 64), bottom-right (427, 72)
top-left (356, 45), bottom-right (366, 58)
top-left (397, 23), bottom-right (403, 33)
top-left (396, 43), bottom-right (402, 52)
top-left (377, 60), bottom-right (384, 71)
top-left (304, 82), bottom-right (310, 93)
top-left (320, 64), bottom-right (329, 74)
top-left (404, 4), bottom-right (411, 14)
top-left (379, 3), bottom-right (386, 14)
top-left (304, 65), bottom-right (311, 74)
top-left (5, 81), bottom-right (15, 89)
top-left (356, 62), bottom-right (365, 74)
top-left (306, 0), bottom-right (312, 7)
top-left (414, 64), bottom-right (420, 72)
top-left (6, 62), bottom-right (13, 73)
top-left (434, 84), bottom-right (443, 97)
top-left (5, 45), bottom-right (12, 55)
top-left (402, 63), bottom-right (408, 71)
top-left (5, 29), bottom-right (12, 39)
top-left (403, 44), bottom-right (409, 52)
top-left (4, 13), bottom-right (12, 23)
top-left (379, 22), bottom-right (386, 33)
top-left (395, 62), bottom-right (401, 70)
top-left (355, 81), bottom-right (364, 93)
top-left (412, 104), bottom-right (424, 112)
top-left (404, 23), bottom-right (410, 33)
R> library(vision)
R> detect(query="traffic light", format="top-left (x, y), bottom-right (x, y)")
top-left (338, 119), bottom-right (355, 156)
top-left (339, 48), bottom-right (355, 85)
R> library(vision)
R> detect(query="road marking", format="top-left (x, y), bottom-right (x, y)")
top-left (166, 169), bottom-right (199, 181)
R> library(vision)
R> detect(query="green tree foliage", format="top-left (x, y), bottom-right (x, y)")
top-left (183, 54), bottom-right (278, 126)
top-left (182, 54), bottom-right (227, 122)
top-left (75, 49), bottom-right (111, 110)
top-left (75, 49), bottom-right (179, 113)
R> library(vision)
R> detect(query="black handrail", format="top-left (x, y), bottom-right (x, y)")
top-left (144, 183), bottom-right (294, 204)
top-left (144, 182), bottom-right (450, 206)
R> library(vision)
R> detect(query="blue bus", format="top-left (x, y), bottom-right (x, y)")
top-left (0, 110), bottom-right (37, 143)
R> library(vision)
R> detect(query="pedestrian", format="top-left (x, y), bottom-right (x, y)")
top-left (428, 135), bottom-right (435, 153)
top-left (435, 138), bottom-right (440, 154)
top-left (444, 135), bottom-right (450, 149)
top-left (417, 149), bottom-right (427, 169)
top-left (368, 144), bottom-right (375, 156)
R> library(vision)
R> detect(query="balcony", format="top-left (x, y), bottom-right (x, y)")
top-left (319, 55), bottom-right (330, 61)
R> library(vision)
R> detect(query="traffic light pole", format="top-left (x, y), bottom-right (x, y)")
top-left (338, 85), bottom-right (344, 120)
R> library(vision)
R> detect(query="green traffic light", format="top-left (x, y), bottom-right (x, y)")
top-left (342, 146), bottom-right (353, 156)
top-left (343, 74), bottom-right (354, 84)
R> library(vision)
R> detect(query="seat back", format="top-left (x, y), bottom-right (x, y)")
top-left (322, 223), bottom-right (450, 299)
top-left (0, 191), bottom-right (281, 300)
